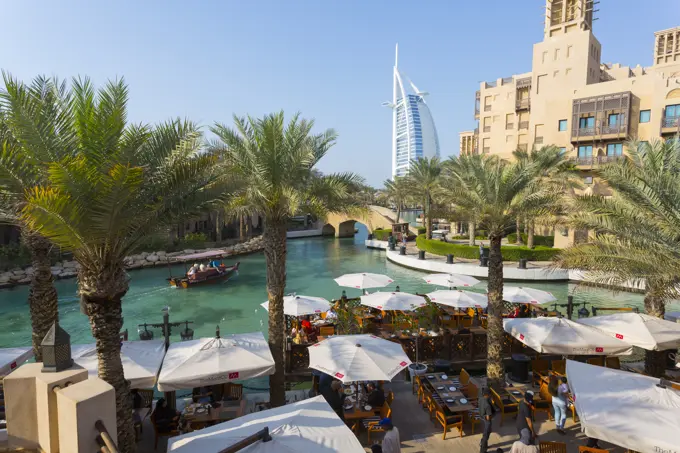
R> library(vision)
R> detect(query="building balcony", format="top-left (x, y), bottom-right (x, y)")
top-left (483, 126), bottom-right (491, 133)
top-left (661, 116), bottom-right (680, 134)
top-left (571, 123), bottom-right (628, 142)
top-left (535, 136), bottom-right (544, 145)
top-left (506, 123), bottom-right (514, 130)
top-left (515, 99), bottom-right (530, 111)
top-left (484, 105), bottom-right (492, 112)
top-left (574, 155), bottom-right (625, 168)
top-left (516, 77), bottom-right (532, 89)
top-left (518, 121), bottom-right (529, 130)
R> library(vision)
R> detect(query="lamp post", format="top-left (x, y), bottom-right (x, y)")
top-left (41, 322), bottom-right (74, 372)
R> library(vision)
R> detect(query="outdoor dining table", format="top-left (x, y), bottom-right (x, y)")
top-left (182, 399), bottom-right (246, 426)
top-left (341, 383), bottom-right (378, 431)
top-left (423, 374), bottom-right (476, 414)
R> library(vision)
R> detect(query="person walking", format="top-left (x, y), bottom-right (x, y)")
top-left (378, 418), bottom-right (401, 453)
top-left (516, 392), bottom-right (536, 443)
top-left (478, 387), bottom-right (495, 453)
top-left (549, 376), bottom-right (569, 434)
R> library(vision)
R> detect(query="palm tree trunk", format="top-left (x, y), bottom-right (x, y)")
top-left (215, 211), bottom-right (222, 242)
top-left (395, 204), bottom-right (401, 224)
top-left (23, 230), bottom-right (59, 362)
top-left (80, 264), bottom-right (135, 453)
top-left (527, 221), bottom-right (535, 249)
top-left (515, 217), bottom-right (524, 245)
top-left (239, 215), bottom-right (245, 241)
top-left (468, 221), bottom-right (476, 246)
top-left (262, 218), bottom-right (287, 407)
top-left (486, 234), bottom-right (505, 389)
top-left (643, 290), bottom-right (666, 377)
top-left (425, 196), bottom-right (433, 240)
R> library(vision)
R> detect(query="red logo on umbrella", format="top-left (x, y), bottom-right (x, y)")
top-left (399, 361), bottom-right (407, 366)
top-left (377, 306), bottom-right (382, 309)
top-left (313, 343), bottom-right (321, 347)
top-left (519, 334), bottom-right (525, 340)
top-left (595, 347), bottom-right (603, 353)
top-left (228, 372), bottom-right (239, 379)
top-left (10, 361), bottom-right (16, 370)
top-left (615, 333), bottom-right (624, 340)
top-left (355, 286), bottom-right (360, 288)
top-left (431, 298), bottom-right (436, 301)
top-left (335, 373), bottom-right (344, 379)
top-left (463, 284), bottom-right (469, 286)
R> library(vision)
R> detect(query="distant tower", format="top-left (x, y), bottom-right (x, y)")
top-left (383, 44), bottom-right (440, 179)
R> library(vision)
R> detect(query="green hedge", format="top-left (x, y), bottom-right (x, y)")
top-left (507, 233), bottom-right (554, 247)
top-left (451, 234), bottom-right (488, 240)
top-left (417, 227), bottom-right (426, 235)
top-left (373, 228), bottom-right (392, 241)
top-left (416, 235), bottom-right (560, 261)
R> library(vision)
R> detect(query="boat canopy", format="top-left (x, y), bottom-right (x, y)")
top-left (172, 250), bottom-right (229, 261)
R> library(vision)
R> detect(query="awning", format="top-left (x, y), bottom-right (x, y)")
top-left (157, 332), bottom-right (275, 391)
top-left (172, 250), bottom-right (230, 261)
top-left (71, 340), bottom-right (165, 389)
top-left (167, 395), bottom-right (364, 453)
top-left (0, 347), bottom-right (33, 376)
top-left (567, 359), bottom-right (680, 453)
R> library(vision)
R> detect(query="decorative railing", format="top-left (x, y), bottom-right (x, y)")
top-left (485, 81), bottom-right (498, 88)
top-left (662, 116), bottom-right (680, 128)
top-left (516, 99), bottom-right (530, 110)
top-left (574, 155), bottom-right (625, 166)
top-left (484, 105), bottom-right (492, 112)
top-left (506, 123), bottom-right (514, 130)
top-left (535, 136), bottom-right (544, 144)
top-left (516, 77), bottom-right (532, 88)
top-left (518, 121), bottom-right (529, 130)
top-left (483, 126), bottom-right (491, 133)
top-left (502, 77), bottom-right (514, 85)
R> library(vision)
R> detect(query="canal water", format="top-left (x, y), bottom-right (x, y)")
top-left (0, 224), bottom-right (674, 349)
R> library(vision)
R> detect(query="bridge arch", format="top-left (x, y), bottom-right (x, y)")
top-left (324, 206), bottom-right (418, 238)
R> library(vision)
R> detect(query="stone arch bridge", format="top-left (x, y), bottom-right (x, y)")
top-left (323, 205), bottom-right (419, 238)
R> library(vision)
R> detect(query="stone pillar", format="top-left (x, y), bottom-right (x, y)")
top-left (4, 362), bottom-right (88, 453)
top-left (57, 377), bottom-right (116, 453)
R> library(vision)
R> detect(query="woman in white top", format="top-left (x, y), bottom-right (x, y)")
top-left (378, 418), bottom-right (400, 453)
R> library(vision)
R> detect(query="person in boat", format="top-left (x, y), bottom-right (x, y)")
top-left (199, 263), bottom-right (207, 272)
top-left (187, 263), bottom-right (199, 278)
top-left (209, 259), bottom-right (221, 269)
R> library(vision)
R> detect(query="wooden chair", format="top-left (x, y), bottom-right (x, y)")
top-left (578, 447), bottom-right (609, 453)
top-left (464, 382), bottom-right (478, 400)
top-left (605, 356), bottom-right (621, 369)
top-left (535, 383), bottom-right (554, 421)
top-left (490, 388), bottom-right (518, 426)
top-left (222, 383), bottom-right (243, 401)
top-left (133, 389), bottom-right (155, 437)
top-left (434, 404), bottom-right (463, 439)
top-left (150, 413), bottom-right (180, 450)
top-left (539, 441), bottom-right (568, 453)
top-left (187, 420), bottom-right (212, 432)
top-left (551, 360), bottom-right (566, 375)
top-left (460, 317), bottom-right (473, 328)
top-left (460, 368), bottom-right (471, 386)
top-left (586, 357), bottom-right (605, 367)
top-left (319, 326), bottom-right (335, 336)
top-left (362, 402), bottom-right (392, 443)
top-left (531, 359), bottom-right (550, 387)
top-left (413, 374), bottom-right (422, 395)
top-left (464, 407), bottom-right (482, 434)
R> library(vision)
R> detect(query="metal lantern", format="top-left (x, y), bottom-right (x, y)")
top-left (180, 321), bottom-right (194, 341)
top-left (138, 323), bottom-right (154, 341)
top-left (41, 322), bottom-right (74, 372)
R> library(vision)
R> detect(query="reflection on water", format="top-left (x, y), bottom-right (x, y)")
top-left (0, 223), bottom-right (676, 349)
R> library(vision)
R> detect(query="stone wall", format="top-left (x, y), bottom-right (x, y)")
top-left (0, 235), bottom-right (264, 289)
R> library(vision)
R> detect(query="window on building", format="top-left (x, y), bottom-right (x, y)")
top-left (553, 70), bottom-right (559, 78)
top-left (607, 143), bottom-right (623, 156)
top-left (536, 75), bottom-right (546, 94)
top-left (558, 119), bottom-right (568, 131)
top-left (542, 51), bottom-right (548, 63)
top-left (578, 145), bottom-right (593, 157)
top-left (567, 46), bottom-right (572, 58)
top-left (506, 135), bottom-right (513, 143)
top-left (608, 113), bottom-right (619, 127)
top-left (584, 176), bottom-right (593, 184)
top-left (579, 117), bottom-right (595, 129)
top-left (554, 48), bottom-right (560, 60)
top-left (559, 147), bottom-right (567, 154)
top-left (639, 110), bottom-right (651, 123)
top-left (666, 104), bottom-right (680, 118)
top-left (565, 68), bottom-right (572, 76)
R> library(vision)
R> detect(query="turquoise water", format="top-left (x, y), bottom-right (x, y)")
top-left (0, 223), bottom-right (677, 349)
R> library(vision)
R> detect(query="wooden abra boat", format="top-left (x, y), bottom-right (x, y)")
top-left (167, 250), bottom-right (240, 289)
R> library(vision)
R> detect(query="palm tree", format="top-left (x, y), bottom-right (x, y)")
top-left (512, 146), bottom-right (580, 248)
top-left (407, 157), bottom-right (442, 239)
top-left (443, 151), bottom-right (561, 387)
top-left (555, 139), bottom-right (680, 377)
top-left (383, 176), bottom-right (410, 223)
top-left (0, 75), bottom-right (73, 361)
top-left (209, 112), bottom-right (365, 406)
top-left (17, 77), bottom-right (224, 453)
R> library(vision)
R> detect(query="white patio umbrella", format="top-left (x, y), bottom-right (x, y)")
top-left (167, 395), bottom-right (364, 453)
top-left (360, 291), bottom-right (426, 311)
top-left (308, 334), bottom-right (411, 383)
top-left (260, 295), bottom-right (331, 317)
top-left (157, 332), bottom-right (275, 391)
top-left (422, 273), bottom-right (480, 288)
top-left (503, 286), bottom-right (556, 304)
top-left (578, 312), bottom-right (680, 351)
top-left (567, 360), bottom-right (680, 453)
top-left (71, 340), bottom-right (166, 389)
top-left (334, 273), bottom-right (394, 289)
top-left (503, 317), bottom-right (633, 355)
top-left (0, 347), bottom-right (33, 376)
top-left (426, 290), bottom-right (488, 309)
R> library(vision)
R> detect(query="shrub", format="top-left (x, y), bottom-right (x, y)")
top-left (373, 228), bottom-right (392, 241)
top-left (507, 233), bottom-right (554, 247)
top-left (450, 234), bottom-right (488, 240)
top-left (416, 235), bottom-right (560, 261)
top-left (417, 227), bottom-right (426, 235)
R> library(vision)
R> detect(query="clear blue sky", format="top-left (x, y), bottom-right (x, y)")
top-left (2, 0), bottom-right (678, 186)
